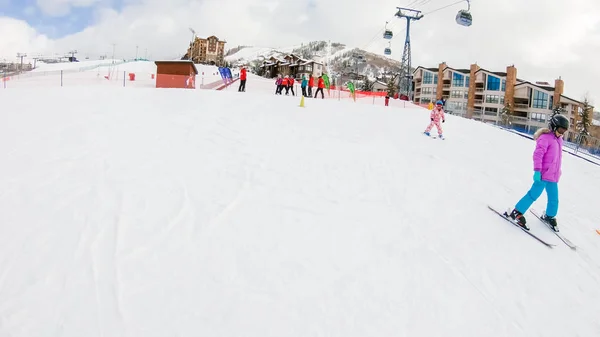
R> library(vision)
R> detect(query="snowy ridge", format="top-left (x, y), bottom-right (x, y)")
top-left (1, 84), bottom-right (600, 337)
top-left (225, 41), bottom-right (401, 81)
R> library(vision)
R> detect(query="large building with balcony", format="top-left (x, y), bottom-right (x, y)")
top-left (412, 62), bottom-right (583, 133)
top-left (184, 35), bottom-right (226, 66)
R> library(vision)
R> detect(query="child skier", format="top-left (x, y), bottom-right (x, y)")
top-left (424, 100), bottom-right (445, 138)
top-left (506, 114), bottom-right (570, 231)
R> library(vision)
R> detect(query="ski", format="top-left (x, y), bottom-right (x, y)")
top-left (423, 133), bottom-right (444, 140)
top-left (487, 206), bottom-right (555, 248)
top-left (529, 209), bottom-right (576, 250)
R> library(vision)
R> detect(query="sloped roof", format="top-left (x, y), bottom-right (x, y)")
top-left (515, 81), bottom-right (554, 92)
top-left (412, 66), bottom-right (439, 74)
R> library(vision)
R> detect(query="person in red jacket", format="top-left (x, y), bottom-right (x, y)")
top-left (281, 75), bottom-right (289, 95)
top-left (314, 75), bottom-right (325, 99)
top-left (287, 75), bottom-right (295, 96)
top-left (308, 75), bottom-right (314, 97)
top-left (238, 66), bottom-right (247, 92)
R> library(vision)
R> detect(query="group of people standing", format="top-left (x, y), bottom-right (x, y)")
top-left (237, 66), bottom-right (326, 99)
top-left (275, 74), bottom-right (325, 99)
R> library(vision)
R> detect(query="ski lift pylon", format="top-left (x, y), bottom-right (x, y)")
top-left (456, 0), bottom-right (472, 26)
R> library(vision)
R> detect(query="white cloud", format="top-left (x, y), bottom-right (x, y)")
top-left (0, 17), bottom-right (52, 61)
top-left (1, 0), bottom-right (599, 104)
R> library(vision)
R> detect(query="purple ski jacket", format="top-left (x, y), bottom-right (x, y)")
top-left (532, 128), bottom-right (563, 182)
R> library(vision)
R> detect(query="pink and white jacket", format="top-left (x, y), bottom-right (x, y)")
top-left (430, 107), bottom-right (445, 122)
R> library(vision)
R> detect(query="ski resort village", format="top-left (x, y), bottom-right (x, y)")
top-left (1, 1), bottom-right (600, 336)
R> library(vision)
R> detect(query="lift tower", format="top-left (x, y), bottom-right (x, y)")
top-left (395, 7), bottom-right (423, 100)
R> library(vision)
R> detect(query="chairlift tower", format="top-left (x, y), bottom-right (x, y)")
top-left (394, 7), bottom-right (423, 99)
top-left (16, 52), bottom-right (27, 72)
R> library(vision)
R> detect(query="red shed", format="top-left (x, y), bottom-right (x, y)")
top-left (154, 60), bottom-right (198, 89)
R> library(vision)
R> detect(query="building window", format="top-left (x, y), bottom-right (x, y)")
top-left (485, 95), bottom-right (500, 104)
top-left (448, 101), bottom-right (465, 111)
top-left (452, 72), bottom-right (464, 87)
top-left (532, 90), bottom-right (548, 109)
top-left (549, 95), bottom-right (554, 109)
top-left (465, 76), bottom-right (470, 87)
top-left (434, 74), bottom-right (438, 84)
top-left (531, 112), bottom-right (546, 122)
top-left (501, 79), bottom-right (506, 91)
top-left (487, 75), bottom-right (500, 91)
top-left (484, 107), bottom-right (498, 116)
top-left (451, 90), bottom-right (463, 98)
top-left (421, 97), bottom-right (432, 103)
top-left (423, 71), bottom-right (433, 84)
top-left (421, 87), bottom-right (432, 95)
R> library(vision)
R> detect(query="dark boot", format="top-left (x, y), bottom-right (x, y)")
top-left (506, 208), bottom-right (529, 230)
top-left (541, 214), bottom-right (559, 232)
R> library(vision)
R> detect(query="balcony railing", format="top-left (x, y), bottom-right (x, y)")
top-left (512, 115), bottom-right (529, 122)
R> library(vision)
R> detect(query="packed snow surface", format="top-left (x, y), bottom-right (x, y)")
top-left (1, 86), bottom-right (600, 337)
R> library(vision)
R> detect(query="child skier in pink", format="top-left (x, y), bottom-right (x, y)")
top-left (424, 100), bottom-right (445, 138)
top-left (506, 114), bottom-right (569, 231)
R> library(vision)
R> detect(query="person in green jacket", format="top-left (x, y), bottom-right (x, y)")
top-left (301, 75), bottom-right (308, 97)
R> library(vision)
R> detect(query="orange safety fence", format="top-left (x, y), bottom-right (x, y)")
top-left (329, 86), bottom-right (388, 98)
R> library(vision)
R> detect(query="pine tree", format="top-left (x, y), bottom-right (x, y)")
top-left (361, 77), bottom-right (374, 91)
top-left (386, 78), bottom-right (396, 97)
top-left (577, 96), bottom-right (593, 136)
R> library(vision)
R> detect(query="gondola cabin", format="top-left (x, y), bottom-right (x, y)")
top-left (384, 48), bottom-right (391, 55)
top-left (456, 10), bottom-right (472, 26)
top-left (383, 30), bottom-right (393, 39)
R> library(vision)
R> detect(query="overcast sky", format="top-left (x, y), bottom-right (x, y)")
top-left (1, 0), bottom-right (599, 104)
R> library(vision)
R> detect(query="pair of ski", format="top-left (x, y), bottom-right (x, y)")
top-left (423, 132), bottom-right (445, 140)
top-left (488, 206), bottom-right (576, 250)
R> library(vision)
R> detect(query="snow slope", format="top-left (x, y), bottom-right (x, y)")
top-left (1, 86), bottom-right (600, 337)
top-left (3, 60), bottom-right (223, 89)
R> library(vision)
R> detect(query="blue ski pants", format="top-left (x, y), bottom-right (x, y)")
top-left (515, 180), bottom-right (559, 217)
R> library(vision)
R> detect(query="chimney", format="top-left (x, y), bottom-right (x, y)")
top-left (554, 77), bottom-right (564, 108)
top-left (466, 63), bottom-right (480, 118)
top-left (436, 62), bottom-right (446, 100)
top-left (505, 65), bottom-right (517, 113)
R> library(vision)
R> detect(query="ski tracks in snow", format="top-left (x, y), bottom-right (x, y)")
top-left (90, 186), bottom-right (125, 337)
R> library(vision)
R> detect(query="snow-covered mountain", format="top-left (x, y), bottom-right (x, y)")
top-left (225, 41), bottom-right (402, 81)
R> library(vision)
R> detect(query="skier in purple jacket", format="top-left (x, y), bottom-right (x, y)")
top-left (507, 114), bottom-right (570, 231)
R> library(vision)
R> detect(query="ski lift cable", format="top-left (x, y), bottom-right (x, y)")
top-left (359, 0), bottom-right (472, 52)
top-left (421, 0), bottom-right (471, 15)
top-left (411, 0), bottom-right (432, 7)
top-left (362, 0), bottom-right (431, 49)
top-left (359, 14), bottom-right (403, 50)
